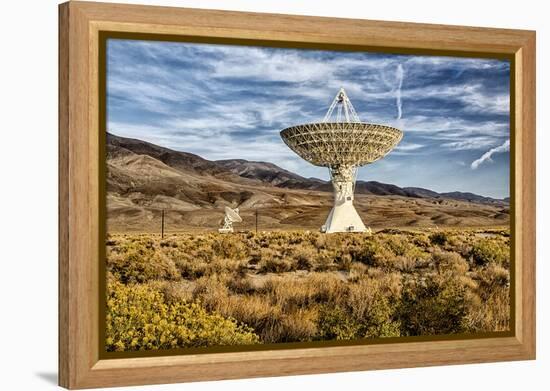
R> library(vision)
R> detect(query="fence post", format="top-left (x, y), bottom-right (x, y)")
top-left (161, 209), bottom-right (165, 239)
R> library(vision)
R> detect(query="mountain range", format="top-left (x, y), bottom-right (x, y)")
top-left (108, 133), bottom-right (507, 202)
top-left (106, 133), bottom-right (509, 232)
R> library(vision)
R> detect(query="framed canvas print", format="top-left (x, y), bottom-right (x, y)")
top-left (59, 1), bottom-right (536, 389)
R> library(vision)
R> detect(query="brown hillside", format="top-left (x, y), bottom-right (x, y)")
top-left (106, 133), bottom-right (509, 232)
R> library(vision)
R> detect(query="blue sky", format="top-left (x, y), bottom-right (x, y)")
top-left (107, 39), bottom-right (511, 199)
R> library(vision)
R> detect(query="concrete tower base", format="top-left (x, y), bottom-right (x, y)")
top-left (322, 200), bottom-right (367, 233)
top-left (320, 165), bottom-right (368, 233)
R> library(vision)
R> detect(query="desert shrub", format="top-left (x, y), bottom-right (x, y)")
top-left (394, 256), bottom-right (417, 273)
top-left (398, 274), bottom-right (469, 336)
top-left (192, 275), bottom-right (230, 310)
top-left (262, 273), bottom-right (343, 310)
top-left (478, 264), bottom-right (509, 292)
top-left (336, 253), bottom-right (354, 271)
top-left (207, 258), bottom-right (248, 277)
top-left (349, 240), bottom-right (392, 267)
top-left (197, 292), bottom-right (286, 343)
top-left (254, 247), bottom-right (295, 273)
top-left (429, 231), bottom-right (449, 246)
top-left (348, 242), bottom-right (375, 266)
top-left (292, 246), bottom-right (316, 270)
top-left (445, 233), bottom-right (467, 251)
top-left (107, 245), bottom-right (179, 283)
top-left (470, 238), bottom-right (509, 267)
top-left (105, 237), bottom-right (117, 246)
top-left (402, 245), bottom-right (431, 266)
top-left (303, 273), bottom-right (347, 303)
top-left (159, 238), bottom-right (179, 248)
top-left (346, 278), bottom-right (400, 338)
top-left (412, 234), bottom-right (431, 248)
top-left (160, 281), bottom-right (194, 304)
top-left (316, 274), bottom-right (401, 340)
top-left (106, 229), bottom-right (511, 344)
top-left (263, 278), bottom-right (313, 309)
top-left (385, 235), bottom-right (412, 256)
top-left (227, 277), bottom-right (256, 294)
top-left (174, 258), bottom-right (208, 279)
top-left (191, 275), bottom-right (319, 343)
top-left (259, 257), bottom-right (294, 273)
top-left (314, 251), bottom-right (335, 272)
top-left (314, 235), bottom-right (327, 249)
top-left (211, 235), bottom-right (247, 259)
top-left (366, 266), bottom-right (385, 279)
top-left (349, 262), bottom-right (368, 282)
top-left (248, 250), bottom-right (261, 265)
top-left (432, 249), bottom-right (469, 275)
top-left (467, 264), bottom-right (510, 331)
top-left (226, 274), bottom-right (345, 342)
top-left (383, 272), bottom-right (403, 298)
top-left (276, 309), bottom-right (319, 342)
top-left (349, 235), bottom-right (429, 271)
top-left (451, 241), bottom-right (474, 259)
top-left (106, 281), bottom-right (259, 351)
top-left (318, 306), bottom-right (360, 340)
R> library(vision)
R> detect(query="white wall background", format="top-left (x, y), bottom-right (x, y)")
top-left (0, 0), bottom-right (547, 389)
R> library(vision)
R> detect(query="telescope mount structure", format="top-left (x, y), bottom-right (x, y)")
top-left (280, 88), bottom-right (403, 233)
top-left (218, 207), bottom-right (242, 233)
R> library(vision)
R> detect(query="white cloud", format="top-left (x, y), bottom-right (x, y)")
top-left (395, 64), bottom-right (404, 120)
top-left (399, 83), bottom-right (509, 115)
top-left (395, 142), bottom-right (423, 151)
top-left (440, 137), bottom-right (503, 151)
top-left (107, 39), bottom-right (511, 194)
top-left (404, 56), bottom-right (507, 70)
top-left (395, 115), bottom-right (508, 142)
top-left (392, 142), bottom-right (425, 156)
top-left (108, 120), bottom-right (297, 169)
top-left (471, 139), bottom-right (510, 169)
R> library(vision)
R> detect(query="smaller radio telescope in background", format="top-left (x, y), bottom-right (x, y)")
top-left (218, 206), bottom-right (242, 233)
top-left (280, 88), bottom-right (403, 233)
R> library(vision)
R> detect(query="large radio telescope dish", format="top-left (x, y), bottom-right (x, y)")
top-left (280, 88), bottom-right (403, 233)
top-left (219, 207), bottom-right (242, 233)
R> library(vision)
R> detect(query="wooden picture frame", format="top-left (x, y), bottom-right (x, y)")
top-left (59, 1), bottom-right (536, 388)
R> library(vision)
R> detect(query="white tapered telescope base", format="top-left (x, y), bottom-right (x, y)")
top-left (322, 200), bottom-right (367, 233)
top-left (321, 167), bottom-right (367, 233)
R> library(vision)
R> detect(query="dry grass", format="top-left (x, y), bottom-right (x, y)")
top-left (106, 228), bottom-right (510, 350)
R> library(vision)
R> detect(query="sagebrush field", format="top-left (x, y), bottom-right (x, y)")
top-left (105, 228), bottom-right (510, 351)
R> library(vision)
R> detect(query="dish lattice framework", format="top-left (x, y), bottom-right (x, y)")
top-left (280, 89), bottom-right (403, 169)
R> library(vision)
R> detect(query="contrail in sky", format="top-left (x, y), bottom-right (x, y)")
top-left (396, 64), bottom-right (404, 120)
top-left (471, 139), bottom-right (510, 169)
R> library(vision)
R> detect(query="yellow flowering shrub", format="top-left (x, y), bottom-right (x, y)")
top-left (106, 281), bottom-right (260, 351)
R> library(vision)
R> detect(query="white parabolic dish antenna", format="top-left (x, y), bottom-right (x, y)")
top-left (219, 207), bottom-right (242, 233)
top-left (280, 88), bottom-right (403, 233)
top-left (225, 206), bottom-right (242, 223)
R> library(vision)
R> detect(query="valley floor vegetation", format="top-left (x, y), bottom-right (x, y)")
top-left (105, 228), bottom-right (510, 352)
